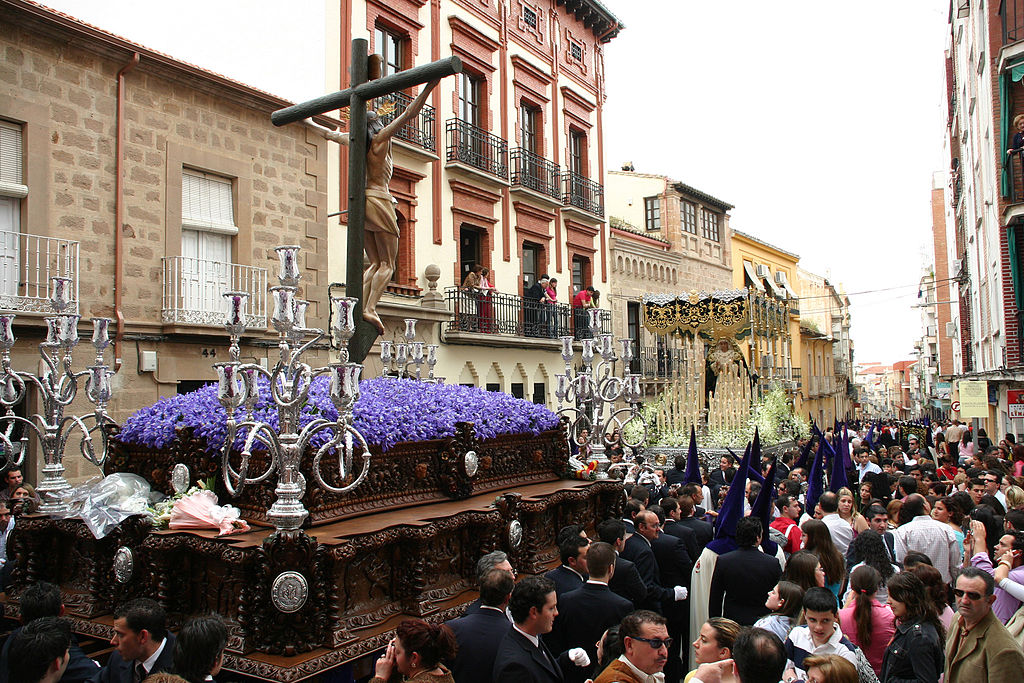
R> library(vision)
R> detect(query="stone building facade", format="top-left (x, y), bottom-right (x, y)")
top-left (603, 169), bottom-right (733, 393)
top-left (0, 0), bottom-right (332, 481)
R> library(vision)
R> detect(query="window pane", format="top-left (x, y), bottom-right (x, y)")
top-left (644, 197), bottom-right (661, 230)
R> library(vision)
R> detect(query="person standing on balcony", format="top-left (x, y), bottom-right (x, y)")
top-left (572, 286), bottom-right (594, 339)
top-left (1007, 114), bottom-right (1024, 165)
top-left (524, 275), bottom-right (549, 337)
top-left (543, 277), bottom-right (559, 337)
top-left (461, 265), bottom-right (483, 332)
top-left (478, 267), bottom-right (495, 333)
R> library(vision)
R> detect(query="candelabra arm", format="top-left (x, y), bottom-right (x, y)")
top-left (221, 421), bottom-right (280, 496)
top-left (58, 413), bottom-right (111, 467)
top-left (311, 422), bottom-right (372, 494)
top-left (290, 328), bottom-right (326, 366)
top-left (271, 362), bottom-right (315, 410)
top-left (295, 417), bottom-right (334, 452)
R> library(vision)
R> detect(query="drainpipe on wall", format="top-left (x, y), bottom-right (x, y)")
top-left (114, 52), bottom-right (140, 373)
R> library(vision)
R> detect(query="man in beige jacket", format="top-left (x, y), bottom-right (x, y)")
top-left (945, 566), bottom-right (1024, 683)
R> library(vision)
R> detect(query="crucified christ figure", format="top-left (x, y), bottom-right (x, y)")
top-left (318, 79), bottom-right (440, 333)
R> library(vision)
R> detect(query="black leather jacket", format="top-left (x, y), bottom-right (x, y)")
top-left (879, 618), bottom-right (944, 683)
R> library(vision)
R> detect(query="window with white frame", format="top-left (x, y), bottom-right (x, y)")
top-left (0, 121), bottom-right (27, 299)
top-left (180, 169), bottom-right (236, 315)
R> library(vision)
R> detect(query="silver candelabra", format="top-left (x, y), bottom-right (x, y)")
top-left (555, 309), bottom-right (646, 479)
top-left (0, 278), bottom-right (115, 514)
top-left (379, 318), bottom-right (440, 381)
top-left (216, 245), bottom-right (371, 531)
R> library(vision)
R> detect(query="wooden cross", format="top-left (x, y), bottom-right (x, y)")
top-left (272, 39), bottom-right (461, 363)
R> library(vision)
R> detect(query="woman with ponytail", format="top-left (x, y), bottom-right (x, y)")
top-left (371, 619), bottom-right (457, 682)
top-left (837, 565), bottom-right (894, 676)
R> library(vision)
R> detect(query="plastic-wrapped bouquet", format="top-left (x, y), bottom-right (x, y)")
top-left (149, 480), bottom-right (249, 535)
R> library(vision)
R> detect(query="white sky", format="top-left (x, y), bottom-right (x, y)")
top-left (42, 0), bottom-right (951, 365)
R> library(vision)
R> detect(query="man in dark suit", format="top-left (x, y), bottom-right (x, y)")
top-left (851, 504), bottom-right (897, 565)
top-left (94, 598), bottom-right (176, 683)
top-left (659, 498), bottom-right (700, 562)
top-left (675, 494), bottom-right (714, 549)
top-left (447, 568), bottom-right (514, 683)
top-left (665, 455), bottom-right (688, 487)
top-left (0, 581), bottom-right (98, 683)
top-left (547, 543), bottom-right (632, 683)
top-left (708, 517), bottom-right (782, 626)
top-left (597, 519), bottom-right (646, 608)
top-left (464, 550), bottom-right (515, 616)
top-left (544, 536), bottom-right (589, 597)
top-left (7, 617), bottom-right (71, 683)
top-left (621, 511), bottom-right (687, 614)
top-left (493, 576), bottom-right (589, 683)
top-left (622, 499), bottom-right (644, 534)
top-left (649, 505), bottom-right (692, 683)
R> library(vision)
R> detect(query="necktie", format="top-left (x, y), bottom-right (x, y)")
top-left (133, 662), bottom-right (147, 683)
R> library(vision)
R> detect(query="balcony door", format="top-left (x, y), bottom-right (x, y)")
top-left (180, 170), bottom-right (237, 318)
top-left (181, 229), bottom-right (230, 315)
top-left (627, 301), bottom-right (641, 373)
top-left (0, 198), bottom-right (18, 298)
top-left (460, 226), bottom-right (481, 284)
top-left (458, 73), bottom-right (482, 164)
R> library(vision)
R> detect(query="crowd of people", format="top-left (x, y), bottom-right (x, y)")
top-left (7, 419), bottom-right (1024, 683)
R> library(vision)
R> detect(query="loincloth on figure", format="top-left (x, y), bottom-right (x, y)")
top-left (364, 189), bottom-right (400, 236)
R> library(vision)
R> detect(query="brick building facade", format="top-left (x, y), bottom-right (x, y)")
top-left (324, 0), bottom-right (623, 400)
top-left (0, 0), bottom-right (332, 481)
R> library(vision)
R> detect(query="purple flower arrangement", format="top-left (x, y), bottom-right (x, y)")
top-left (119, 377), bottom-right (560, 455)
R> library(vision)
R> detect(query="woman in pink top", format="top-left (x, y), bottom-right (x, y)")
top-left (838, 565), bottom-right (894, 676)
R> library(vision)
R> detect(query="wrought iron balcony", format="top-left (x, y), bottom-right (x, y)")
top-left (562, 171), bottom-right (604, 217)
top-left (0, 231), bottom-right (78, 313)
top-left (510, 148), bottom-right (562, 201)
top-left (635, 346), bottom-right (683, 379)
top-left (444, 287), bottom-right (609, 341)
top-left (445, 119), bottom-right (508, 180)
top-left (1007, 149), bottom-right (1024, 204)
top-left (162, 256), bottom-right (267, 327)
top-left (1002, 0), bottom-right (1024, 44)
top-left (377, 91), bottom-right (436, 152)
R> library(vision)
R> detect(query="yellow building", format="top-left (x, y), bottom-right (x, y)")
top-left (729, 230), bottom-right (802, 409)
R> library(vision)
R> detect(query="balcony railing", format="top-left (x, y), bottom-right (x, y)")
top-left (1002, 0), bottom-right (1024, 44)
top-left (510, 148), bottom-right (562, 200)
top-left (0, 231), bottom-right (79, 313)
top-left (377, 91), bottom-right (436, 153)
top-left (562, 171), bottom-right (604, 217)
top-left (1008, 149), bottom-right (1024, 204)
top-left (445, 119), bottom-right (508, 180)
top-left (445, 287), bottom-right (609, 340)
top-left (162, 256), bottom-right (267, 327)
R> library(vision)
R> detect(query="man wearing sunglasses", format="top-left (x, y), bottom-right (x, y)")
top-left (593, 610), bottom-right (670, 683)
top-left (944, 566), bottom-right (1024, 683)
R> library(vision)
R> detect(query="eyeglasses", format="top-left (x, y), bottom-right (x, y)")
top-left (953, 588), bottom-right (984, 601)
top-left (629, 636), bottom-right (673, 650)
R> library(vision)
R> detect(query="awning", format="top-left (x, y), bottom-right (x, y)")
top-left (775, 271), bottom-right (800, 300)
top-left (743, 261), bottom-right (765, 292)
top-left (764, 274), bottom-right (786, 299)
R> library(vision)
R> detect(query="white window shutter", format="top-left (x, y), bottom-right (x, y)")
top-left (182, 170), bottom-right (238, 234)
top-left (0, 122), bottom-right (22, 186)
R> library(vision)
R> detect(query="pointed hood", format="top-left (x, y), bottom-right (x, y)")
top-left (805, 436), bottom-right (828, 516)
top-left (751, 454), bottom-right (779, 555)
top-left (748, 428), bottom-right (766, 485)
top-left (864, 422), bottom-right (876, 452)
top-left (707, 441), bottom-right (753, 555)
top-left (924, 417), bottom-right (934, 448)
top-left (684, 425), bottom-right (702, 485)
top-left (829, 424), bottom-right (849, 492)
top-left (794, 433), bottom-right (815, 471)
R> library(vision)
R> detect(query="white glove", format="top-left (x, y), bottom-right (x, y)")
top-left (674, 586), bottom-right (688, 601)
top-left (568, 648), bottom-right (591, 667)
